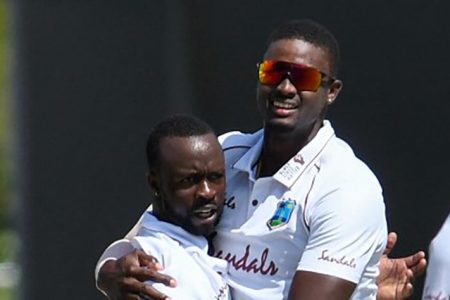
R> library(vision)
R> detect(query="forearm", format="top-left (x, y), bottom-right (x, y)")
top-left (95, 239), bottom-right (135, 290)
top-left (288, 271), bottom-right (355, 300)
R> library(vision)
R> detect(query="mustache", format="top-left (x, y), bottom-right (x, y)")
top-left (192, 197), bottom-right (217, 209)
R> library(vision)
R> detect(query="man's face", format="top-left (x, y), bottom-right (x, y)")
top-left (150, 133), bottom-right (225, 236)
top-left (256, 38), bottom-right (342, 134)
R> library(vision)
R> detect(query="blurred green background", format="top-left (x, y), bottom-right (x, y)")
top-left (0, 0), bottom-right (14, 299)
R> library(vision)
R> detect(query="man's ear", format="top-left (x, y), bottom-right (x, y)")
top-left (326, 79), bottom-right (343, 105)
top-left (146, 169), bottom-right (160, 195)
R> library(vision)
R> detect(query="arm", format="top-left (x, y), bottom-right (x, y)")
top-left (97, 250), bottom-right (176, 300)
top-left (95, 207), bottom-right (176, 299)
top-left (376, 232), bottom-right (427, 300)
top-left (289, 271), bottom-right (355, 300)
top-left (292, 176), bottom-right (388, 299)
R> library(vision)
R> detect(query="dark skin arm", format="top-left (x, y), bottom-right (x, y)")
top-left (97, 250), bottom-right (176, 300)
top-left (98, 233), bottom-right (426, 300)
top-left (288, 271), bottom-right (356, 300)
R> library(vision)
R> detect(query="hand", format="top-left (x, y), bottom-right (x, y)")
top-left (376, 232), bottom-right (427, 300)
top-left (97, 249), bottom-right (177, 300)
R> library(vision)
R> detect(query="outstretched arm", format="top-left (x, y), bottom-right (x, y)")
top-left (376, 232), bottom-right (427, 300)
top-left (95, 207), bottom-right (177, 299)
top-left (98, 250), bottom-right (176, 300)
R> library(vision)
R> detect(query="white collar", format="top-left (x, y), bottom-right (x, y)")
top-left (141, 212), bottom-right (209, 253)
top-left (233, 120), bottom-right (335, 188)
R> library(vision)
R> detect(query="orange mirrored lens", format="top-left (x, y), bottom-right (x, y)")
top-left (258, 60), bottom-right (323, 91)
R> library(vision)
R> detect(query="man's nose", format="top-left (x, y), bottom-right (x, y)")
top-left (276, 74), bottom-right (297, 94)
top-left (196, 180), bottom-right (216, 199)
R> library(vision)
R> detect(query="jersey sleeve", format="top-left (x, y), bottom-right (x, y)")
top-left (130, 228), bottom-right (165, 266)
top-left (94, 205), bottom-right (152, 292)
top-left (130, 231), bottom-right (183, 299)
top-left (297, 181), bottom-right (387, 284)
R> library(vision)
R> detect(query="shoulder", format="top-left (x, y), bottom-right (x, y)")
top-left (306, 136), bottom-right (385, 227)
top-left (319, 136), bottom-right (382, 196)
top-left (219, 129), bottom-right (262, 168)
top-left (131, 227), bottom-right (180, 264)
top-left (219, 129), bottom-right (262, 151)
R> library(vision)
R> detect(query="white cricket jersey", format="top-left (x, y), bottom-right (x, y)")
top-left (131, 213), bottom-right (230, 300)
top-left (422, 212), bottom-right (450, 300)
top-left (215, 120), bottom-right (387, 299)
top-left (95, 120), bottom-right (387, 299)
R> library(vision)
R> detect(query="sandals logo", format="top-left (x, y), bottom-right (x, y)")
top-left (266, 199), bottom-right (296, 230)
top-left (317, 249), bottom-right (356, 269)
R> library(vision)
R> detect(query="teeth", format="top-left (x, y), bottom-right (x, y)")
top-left (193, 207), bottom-right (215, 218)
top-left (195, 211), bottom-right (214, 219)
top-left (272, 100), bottom-right (296, 109)
top-left (195, 208), bottom-right (212, 213)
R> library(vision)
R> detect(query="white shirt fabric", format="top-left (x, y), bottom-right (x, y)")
top-left (96, 120), bottom-right (387, 299)
top-left (215, 120), bottom-right (387, 299)
top-left (131, 212), bottom-right (230, 300)
top-left (422, 212), bottom-right (450, 300)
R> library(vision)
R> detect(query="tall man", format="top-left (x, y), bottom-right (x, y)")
top-left (96, 19), bottom-right (426, 300)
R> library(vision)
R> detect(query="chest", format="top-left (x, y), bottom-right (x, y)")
top-left (218, 167), bottom-right (318, 233)
top-left (214, 167), bottom-right (320, 281)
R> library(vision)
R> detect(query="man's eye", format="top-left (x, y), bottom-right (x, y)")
top-left (208, 173), bottom-right (224, 182)
top-left (180, 175), bottom-right (201, 184)
top-left (180, 176), bottom-right (195, 184)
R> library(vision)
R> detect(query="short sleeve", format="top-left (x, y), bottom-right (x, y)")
top-left (94, 205), bottom-right (152, 289)
top-left (298, 183), bottom-right (387, 284)
top-left (130, 228), bottom-right (165, 266)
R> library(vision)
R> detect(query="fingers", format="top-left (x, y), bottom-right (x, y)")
top-left (124, 294), bottom-right (143, 300)
top-left (403, 251), bottom-right (426, 268)
top-left (395, 263), bottom-right (419, 300)
top-left (398, 282), bottom-right (414, 299)
top-left (393, 270), bottom-right (414, 300)
top-left (383, 232), bottom-right (398, 256)
top-left (140, 282), bottom-right (173, 300)
top-left (410, 256), bottom-right (427, 277)
top-left (111, 250), bottom-right (176, 300)
top-left (136, 251), bottom-right (163, 270)
top-left (128, 265), bottom-right (177, 287)
top-left (121, 278), bottom-right (172, 300)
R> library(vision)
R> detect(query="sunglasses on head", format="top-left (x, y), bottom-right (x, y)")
top-left (257, 59), bottom-right (335, 92)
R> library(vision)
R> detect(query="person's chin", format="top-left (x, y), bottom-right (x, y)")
top-left (190, 215), bottom-right (218, 236)
top-left (264, 117), bottom-right (297, 133)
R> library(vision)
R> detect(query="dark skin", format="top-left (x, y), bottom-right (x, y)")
top-left (98, 236), bottom-right (426, 300)
top-left (257, 38), bottom-right (352, 300)
top-left (97, 38), bottom-right (427, 300)
top-left (98, 134), bottom-right (225, 300)
top-left (257, 39), bottom-right (426, 299)
top-left (97, 249), bottom-right (174, 300)
top-left (150, 134), bottom-right (225, 237)
top-left (256, 39), bottom-right (342, 178)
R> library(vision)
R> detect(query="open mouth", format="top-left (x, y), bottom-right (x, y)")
top-left (271, 99), bottom-right (298, 109)
top-left (268, 99), bottom-right (298, 117)
top-left (192, 204), bottom-right (218, 220)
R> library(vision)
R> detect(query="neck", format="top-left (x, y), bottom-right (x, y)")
top-left (258, 121), bottom-right (323, 177)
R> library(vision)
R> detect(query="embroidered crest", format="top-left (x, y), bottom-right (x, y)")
top-left (266, 199), bottom-right (296, 230)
